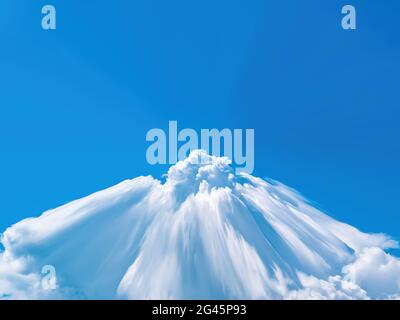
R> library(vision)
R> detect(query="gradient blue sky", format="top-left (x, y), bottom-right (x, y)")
top-left (0, 1), bottom-right (399, 242)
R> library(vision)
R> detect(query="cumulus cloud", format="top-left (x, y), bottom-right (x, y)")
top-left (287, 273), bottom-right (369, 300)
top-left (342, 247), bottom-right (400, 298)
top-left (0, 150), bottom-right (399, 299)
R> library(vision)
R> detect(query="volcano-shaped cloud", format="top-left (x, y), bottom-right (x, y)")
top-left (1, 150), bottom-right (399, 299)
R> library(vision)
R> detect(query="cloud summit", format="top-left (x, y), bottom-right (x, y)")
top-left (0, 150), bottom-right (399, 300)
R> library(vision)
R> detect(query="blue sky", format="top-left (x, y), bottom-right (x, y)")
top-left (0, 0), bottom-right (399, 242)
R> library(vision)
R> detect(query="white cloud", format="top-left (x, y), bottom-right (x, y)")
top-left (287, 274), bottom-right (369, 300)
top-left (0, 150), bottom-right (399, 299)
top-left (342, 247), bottom-right (400, 298)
